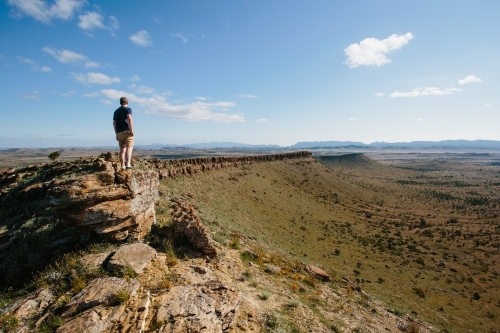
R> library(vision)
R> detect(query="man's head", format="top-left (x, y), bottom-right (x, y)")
top-left (120, 97), bottom-right (128, 105)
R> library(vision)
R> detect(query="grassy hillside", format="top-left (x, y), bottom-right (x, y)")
top-left (160, 154), bottom-right (500, 332)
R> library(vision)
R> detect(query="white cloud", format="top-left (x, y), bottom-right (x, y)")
top-left (108, 15), bottom-right (119, 30)
top-left (171, 33), bottom-right (188, 44)
top-left (43, 47), bottom-right (99, 67)
top-left (344, 33), bottom-right (414, 68)
top-left (348, 118), bottom-right (357, 121)
top-left (100, 89), bottom-right (245, 123)
top-left (83, 92), bottom-right (99, 97)
top-left (18, 56), bottom-right (35, 64)
top-left (130, 85), bottom-right (155, 94)
top-left (195, 96), bottom-right (207, 101)
top-left (78, 11), bottom-right (104, 30)
top-left (130, 30), bottom-right (152, 46)
top-left (60, 90), bottom-right (75, 97)
top-left (458, 75), bottom-right (481, 85)
top-left (255, 118), bottom-right (268, 123)
top-left (374, 92), bottom-right (385, 97)
top-left (485, 103), bottom-right (490, 106)
top-left (130, 75), bottom-right (141, 82)
top-left (18, 56), bottom-right (51, 72)
top-left (7, 0), bottom-right (86, 24)
top-left (72, 72), bottom-right (120, 85)
top-left (235, 94), bottom-right (258, 98)
top-left (417, 118), bottom-right (423, 121)
top-left (78, 11), bottom-right (119, 31)
top-left (389, 87), bottom-right (461, 98)
top-left (22, 90), bottom-right (41, 100)
top-left (100, 99), bottom-right (112, 105)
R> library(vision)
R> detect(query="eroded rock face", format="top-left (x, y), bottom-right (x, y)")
top-left (107, 243), bottom-right (157, 275)
top-left (170, 198), bottom-right (217, 258)
top-left (48, 158), bottom-right (159, 241)
top-left (62, 277), bottom-right (140, 315)
top-left (154, 280), bottom-right (240, 333)
top-left (306, 264), bottom-right (330, 281)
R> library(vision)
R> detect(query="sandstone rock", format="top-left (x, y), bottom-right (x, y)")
top-left (49, 159), bottom-right (159, 241)
top-left (57, 291), bottom-right (151, 333)
top-left (170, 199), bottom-right (217, 258)
top-left (1, 288), bottom-right (55, 332)
top-left (78, 252), bottom-right (113, 269)
top-left (306, 264), bottom-right (330, 281)
top-left (107, 243), bottom-right (157, 275)
top-left (154, 280), bottom-right (240, 332)
top-left (62, 277), bottom-right (140, 315)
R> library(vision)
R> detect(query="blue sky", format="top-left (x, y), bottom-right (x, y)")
top-left (1, 0), bottom-right (499, 148)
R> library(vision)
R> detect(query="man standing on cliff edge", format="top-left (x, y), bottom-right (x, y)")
top-left (113, 97), bottom-right (134, 171)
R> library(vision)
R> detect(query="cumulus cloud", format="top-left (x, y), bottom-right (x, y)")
top-left (130, 84), bottom-right (155, 94)
top-left (22, 90), bottom-right (41, 100)
top-left (78, 11), bottom-right (119, 31)
top-left (348, 118), bottom-right (357, 121)
top-left (235, 94), bottom-right (258, 98)
top-left (7, 0), bottom-right (86, 24)
top-left (389, 87), bottom-right (461, 98)
top-left (43, 47), bottom-right (99, 67)
top-left (458, 75), bottom-right (481, 85)
top-left (130, 75), bottom-right (141, 82)
top-left (72, 72), bottom-right (120, 85)
top-left (374, 92), bottom-right (385, 97)
top-left (344, 33), bottom-right (414, 68)
top-left (100, 89), bottom-right (244, 123)
top-left (60, 90), bottom-right (75, 97)
top-left (255, 118), bottom-right (268, 123)
top-left (195, 97), bottom-right (207, 101)
top-left (171, 33), bottom-right (188, 43)
top-left (130, 30), bottom-right (152, 46)
top-left (18, 56), bottom-right (51, 72)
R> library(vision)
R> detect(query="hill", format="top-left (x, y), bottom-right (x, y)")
top-left (0, 152), bottom-right (499, 332)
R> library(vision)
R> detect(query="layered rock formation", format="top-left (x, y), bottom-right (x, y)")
top-left (48, 158), bottom-right (159, 241)
top-left (149, 151), bottom-right (312, 179)
top-left (170, 198), bottom-right (218, 258)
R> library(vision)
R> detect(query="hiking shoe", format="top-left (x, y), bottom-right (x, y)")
top-left (126, 166), bottom-right (134, 170)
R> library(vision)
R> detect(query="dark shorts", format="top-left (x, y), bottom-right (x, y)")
top-left (116, 131), bottom-right (134, 149)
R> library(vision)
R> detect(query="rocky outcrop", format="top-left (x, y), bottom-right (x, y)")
top-left (149, 151), bottom-right (312, 179)
top-left (154, 280), bottom-right (240, 332)
top-left (170, 198), bottom-right (218, 258)
top-left (107, 243), bottom-right (157, 275)
top-left (306, 264), bottom-right (330, 281)
top-left (48, 158), bottom-right (159, 241)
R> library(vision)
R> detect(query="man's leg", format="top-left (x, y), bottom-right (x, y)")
top-left (119, 147), bottom-right (127, 170)
top-left (125, 145), bottom-right (133, 168)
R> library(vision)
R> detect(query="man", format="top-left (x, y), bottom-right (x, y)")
top-left (113, 97), bottom-right (134, 171)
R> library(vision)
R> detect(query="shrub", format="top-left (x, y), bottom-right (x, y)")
top-left (38, 315), bottom-right (64, 333)
top-left (114, 289), bottom-right (130, 303)
top-left (473, 291), bottom-right (480, 300)
top-left (412, 287), bottom-right (425, 298)
top-left (0, 315), bottom-right (18, 332)
top-left (259, 290), bottom-right (271, 300)
top-left (48, 151), bottom-right (61, 161)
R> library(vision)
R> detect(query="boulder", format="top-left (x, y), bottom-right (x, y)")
top-left (57, 289), bottom-right (150, 333)
top-left (153, 280), bottom-right (240, 332)
top-left (78, 252), bottom-right (113, 269)
top-left (306, 264), bottom-right (330, 281)
top-left (1, 288), bottom-right (56, 332)
top-left (107, 243), bottom-right (157, 275)
top-left (62, 277), bottom-right (140, 315)
top-left (170, 199), bottom-right (217, 258)
top-left (49, 158), bottom-right (159, 241)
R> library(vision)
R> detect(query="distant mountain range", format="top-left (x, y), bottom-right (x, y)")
top-left (290, 140), bottom-right (500, 149)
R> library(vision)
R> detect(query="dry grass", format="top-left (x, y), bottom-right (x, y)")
top-left (161, 155), bottom-right (500, 332)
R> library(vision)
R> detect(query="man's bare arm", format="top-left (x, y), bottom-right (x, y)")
top-left (127, 114), bottom-right (134, 136)
top-left (113, 120), bottom-right (117, 133)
